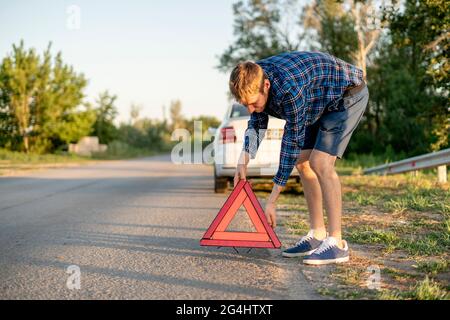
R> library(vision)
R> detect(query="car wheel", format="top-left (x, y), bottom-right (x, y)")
top-left (214, 167), bottom-right (229, 193)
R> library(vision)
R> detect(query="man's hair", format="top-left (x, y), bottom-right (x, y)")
top-left (229, 61), bottom-right (266, 103)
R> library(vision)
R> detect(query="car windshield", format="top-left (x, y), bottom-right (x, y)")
top-left (230, 104), bottom-right (250, 118)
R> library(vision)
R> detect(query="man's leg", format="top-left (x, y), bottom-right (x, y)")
top-left (308, 149), bottom-right (343, 247)
top-left (295, 149), bottom-right (326, 240)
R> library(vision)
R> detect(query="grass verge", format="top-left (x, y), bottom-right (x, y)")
top-left (253, 159), bottom-right (449, 300)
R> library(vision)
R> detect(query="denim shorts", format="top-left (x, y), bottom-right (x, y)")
top-left (302, 85), bottom-right (369, 158)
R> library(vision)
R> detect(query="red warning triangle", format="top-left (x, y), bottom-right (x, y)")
top-left (200, 180), bottom-right (281, 248)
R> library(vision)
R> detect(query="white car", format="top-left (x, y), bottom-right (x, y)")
top-left (211, 103), bottom-right (299, 193)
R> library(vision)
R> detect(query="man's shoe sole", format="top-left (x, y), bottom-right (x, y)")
top-left (282, 249), bottom-right (317, 258)
top-left (302, 256), bottom-right (350, 265)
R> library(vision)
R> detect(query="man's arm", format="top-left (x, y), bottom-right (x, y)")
top-left (242, 112), bottom-right (269, 159)
top-left (265, 183), bottom-right (283, 227)
top-left (235, 112), bottom-right (269, 185)
top-left (272, 87), bottom-right (307, 187)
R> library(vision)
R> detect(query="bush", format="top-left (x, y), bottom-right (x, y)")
top-left (91, 140), bottom-right (155, 160)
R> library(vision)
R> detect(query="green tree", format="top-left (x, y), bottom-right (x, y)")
top-left (421, 0), bottom-right (449, 93)
top-left (0, 77), bottom-right (20, 149)
top-left (220, 0), bottom-right (448, 156)
top-left (117, 117), bottom-right (172, 152)
top-left (129, 103), bottom-right (142, 125)
top-left (378, 0), bottom-right (449, 153)
top-left (0, 41), bottom-right (90, 153)
top-left (0, 42), bottom-right (43, 152)
top-left (143, 118), bottom-right (172, 151)
top-left (92, 91), bottom-right (119, 144)
top-left (218, 0), bottom-right (304, 71)
top-left (185, 115), bottom-right (221, 137)
top-left (53, 105), bottom-right (97, 147)
top-left (169, 99), bottom-right (185, 131)
top-left (34, 49), bottom-right (89, 152)
top-left (302, 0), bottom-right (358, 63)
top-left (302, 0), bottom-right (382, 77)
top-left (217, 0), bottom-right (379, 72)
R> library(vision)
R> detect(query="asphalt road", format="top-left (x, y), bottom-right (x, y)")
top-left (0, 154), bottom-right (320, 299)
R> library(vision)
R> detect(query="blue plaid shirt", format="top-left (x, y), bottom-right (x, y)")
top-left (243, 51), bottom-right (363, 186)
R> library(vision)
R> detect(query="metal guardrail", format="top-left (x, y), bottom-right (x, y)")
top-left (363, 148), bottom-right (450, 183)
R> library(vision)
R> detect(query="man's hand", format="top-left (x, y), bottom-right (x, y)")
top-left (265, 201), bottom-right (277, 228)
top-left (234, 151), bottom-right (250, 187)
top-left (265, 183), bottom-right (283, 228)
top-left (234, 164), bottom-right (247, 187)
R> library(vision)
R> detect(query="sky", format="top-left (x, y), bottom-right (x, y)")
top-left (0, 0), bottom-right (236, 123)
